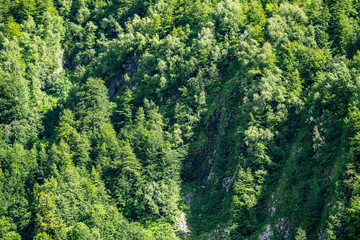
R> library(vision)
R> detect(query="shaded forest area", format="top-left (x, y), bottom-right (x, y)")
top-left (1, 0), bottom-right (360, 239)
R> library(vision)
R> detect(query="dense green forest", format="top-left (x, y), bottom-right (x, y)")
top-left (1, 0), bottom-right (360, 239)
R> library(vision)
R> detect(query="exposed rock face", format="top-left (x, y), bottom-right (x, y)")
top-left (268, 194), bottom-right (280, 218)
top-left (222, 171), bottom-right (236, 192)
top-left (317, 228), bottom-right (325, 240)
top-left (207, 167), bottom-right (214, 181)
top-left (183, 191), bottom-right (194, 206)
top-left (175, 213), bottom-right (189, 239)
top-left (258, 225), bottom-right (274, 240)
top-left (108, 59), bottom-right (138, 98)
top-left (200, 224), bottom-right (226, 240)
top-left (275, 218), bottom-right (292, 239)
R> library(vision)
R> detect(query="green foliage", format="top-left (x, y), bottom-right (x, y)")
top-left (347, 195), bottom-right (360, 239)
top-left (4, 16), bottom-right (23, 39)
top-left (66, 222), bottom-right (94, 240)
top-left (213, 0), bottom-right (244, 38)
top-left (0, 37), bottom-right (29, 124)
top-left (146, 221), bottom-right (180, 240)
top-left (2, 0), bottom-right (360, 239)
top-left (0, 216), bottom-right (21, 240)
top-left (112, 87), bottom-right (134, 131)
top-left (295, 227), bottom-right (307, 240)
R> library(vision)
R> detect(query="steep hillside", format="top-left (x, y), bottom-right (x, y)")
top-left (1, 0), bottom-right (360, 239)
